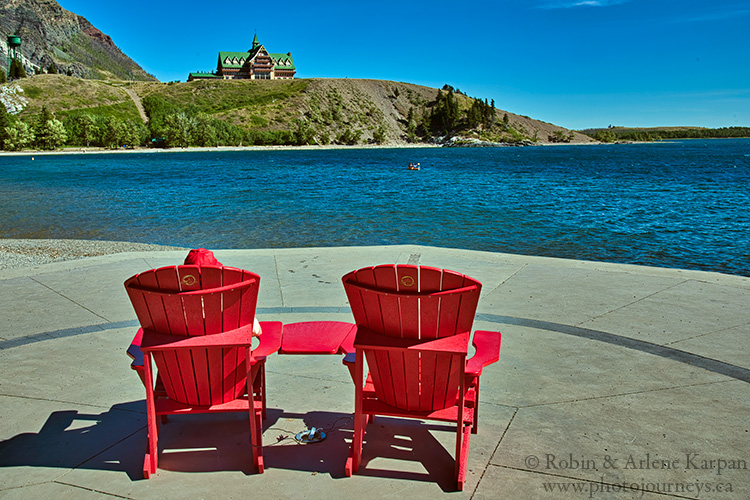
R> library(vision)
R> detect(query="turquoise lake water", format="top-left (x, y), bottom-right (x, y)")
top-left (1, 139), bottom-right (748, 276)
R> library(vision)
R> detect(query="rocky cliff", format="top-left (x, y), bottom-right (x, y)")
top-left (0, 0), bottom-right (155, 81)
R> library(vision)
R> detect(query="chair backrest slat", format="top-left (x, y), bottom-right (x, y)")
top-left (125, 265), bottom-right (260, 406)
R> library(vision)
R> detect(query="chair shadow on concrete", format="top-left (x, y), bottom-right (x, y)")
top-left (0, 400), bottom-right (148, 481)
top-left (263, 411), bottom-right (461, 491)
top-left (1, 404), bottom-right (462, 489)
top-left (260, 410), bottom-right (353, 478)
top-left (338, 416), bottom-right (465, 492)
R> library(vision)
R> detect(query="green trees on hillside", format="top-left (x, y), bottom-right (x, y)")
top-left (405, 85), bottom-right (530, 143)
top-left (0, 105), bottom-right (12, 148)
top-left (141, 94), bottom-right (305, 147)
top-left (293, 119), bottom-right (315, 145)
top-left (429, 88), bottom-right (460, 133)
top-left (63, 112), bottom-right (146, 148)
top-left (33, 106), bottom-right (67, 149)
top-left (0, 104), bottom-right (34, 150)
top-left (548, 130), bottom-right (575, 143)
top-left (65, 113), bottom-right (98, 147)
top-left (592, 129), bottom-right (617, 142)
top-left (9, 59), bottom-right (26, 80)
top-left (0, 104), bottom-right (148, 151)
top-left (466, 98), bottom-right (495, 129)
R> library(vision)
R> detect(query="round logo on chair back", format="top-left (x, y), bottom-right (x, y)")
top-left (400, 275), bottom-right (415, 287)
top-left (181, 274), bottom-right (198, 287)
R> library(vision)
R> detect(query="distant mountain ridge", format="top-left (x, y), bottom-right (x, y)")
top-left (0, 0), bottom-right (155, 81)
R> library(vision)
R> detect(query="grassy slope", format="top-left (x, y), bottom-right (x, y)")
top-left (14, 74), bottom-right (141, 122)
top-left (132, 78), bottom-right (311, 130)
top-left (8, 75), bottom-right (593, 144)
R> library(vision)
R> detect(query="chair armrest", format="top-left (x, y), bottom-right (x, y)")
top-left (354, 327), bottom-right (470, 355)
top-left (254, 321), bottom-right (283, 359)
top-left (465, 330), bottom-right (502, 377)
top-left (340, 323), bottom-right (358, 367)
top-left (127, 328), bottom-right (144, 370)
top-left (141, 324), bottom-right (255, 351)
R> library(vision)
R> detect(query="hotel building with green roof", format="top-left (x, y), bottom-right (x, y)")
top-left (188, 34), bottom-right (295, 81)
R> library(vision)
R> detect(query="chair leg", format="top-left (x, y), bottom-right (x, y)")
top-left (246, 348), bottom-right (264, 474)
top-left (259, 365), bottom-right (267, 420)
top-left (255, 403), bottom-right (265, 473)
top-left (456, 377), bottom-right (470, 491)
top-left (472, 381), bottom-right (479, 434)
top-left (143, 353), bottom-right (159, 478)
top-left (250, 362), bottom-right (267, 420)
top-left (346, 350), bottom-right (366, 477)
top-left (456, 422), bottom-right (472, 491)
top-left (247, 394), bottom-right (264, 473)
top-left (346, 412), bottom-right (367, 476)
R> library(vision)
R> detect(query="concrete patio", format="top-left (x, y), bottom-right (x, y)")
top-left (1, 245), bottom-right (748, 499)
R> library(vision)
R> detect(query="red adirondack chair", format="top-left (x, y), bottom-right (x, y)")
top-left (342, 264), bottom-right (501, 490)
top-left (124, 265), bottom-right (281, 478)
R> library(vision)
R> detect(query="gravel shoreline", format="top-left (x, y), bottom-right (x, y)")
top-left (0, 239), bottom-right (189, 270)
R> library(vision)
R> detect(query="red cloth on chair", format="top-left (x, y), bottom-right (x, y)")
top-left (184, 248), bottom-right (262, 337)
top-left (184, 248), bottom-right (222, 266)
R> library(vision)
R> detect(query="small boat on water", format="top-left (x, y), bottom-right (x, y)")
top-left (408, 162), bottom-right (421, 170)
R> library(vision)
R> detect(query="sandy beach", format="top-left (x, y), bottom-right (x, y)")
top-left (0, 143), bottom-right (442, 157)
top-left (0, 139), bottom-right (611, 157)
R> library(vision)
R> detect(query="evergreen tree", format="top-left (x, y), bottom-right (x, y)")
top-left (35, 106), bottom-right (53, 139)
top-left (0, 105), bottom-right (10, 131)
top-left (372, 124), bottom-right (387, 144)
top-left (444, 89), bottom-right (459, 130)
top-left (430, 88), bottom-right (459, 133)
top-left (35, 106), bottom-right (67, 150)
top-left (48, 63), bottom-right (58, 74)
top-left (9, 58), bottom-right (26, 80)
top-left (0, 70), bottom-right (6, 84)
top-left (293, 118), bottom-right (315, 145)
top-left (406, 107), bottom-right (417, 142)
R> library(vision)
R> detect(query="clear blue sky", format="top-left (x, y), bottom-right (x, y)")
top-left (57, 0), bottom-right (749, 130)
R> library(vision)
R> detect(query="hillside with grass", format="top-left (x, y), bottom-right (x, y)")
top-left (1, 74), bottom-right (594, 150)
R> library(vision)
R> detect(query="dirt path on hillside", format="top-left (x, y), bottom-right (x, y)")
top-left (124, 87), bottom-right (148, 123)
